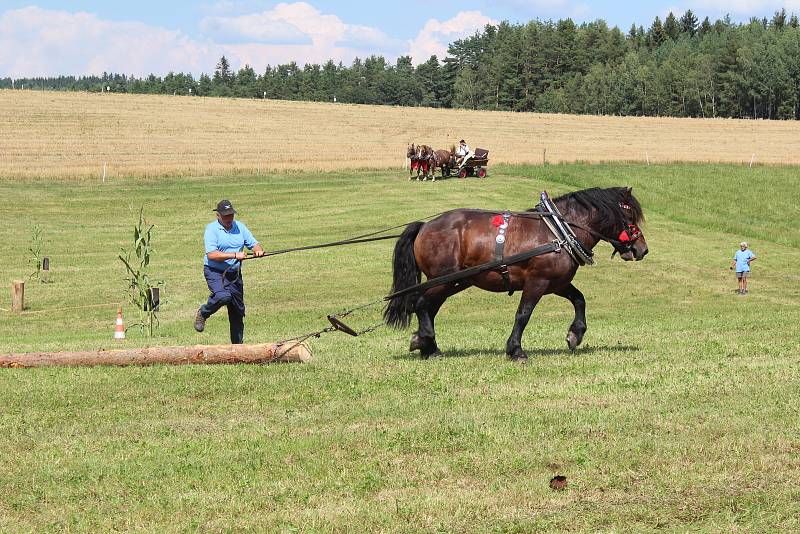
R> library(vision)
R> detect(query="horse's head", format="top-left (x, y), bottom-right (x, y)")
top-left (407, 143), bottom-right (417, 160)
top-left (419, 145), bottom-right (433, 161)
top-left (557, 187), bottom-right (648, 261)
top-left (609, 188), bottom-right (648, 261)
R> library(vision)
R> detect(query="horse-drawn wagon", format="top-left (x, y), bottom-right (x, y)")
top-left (456, 148), bottom-right (489, 178)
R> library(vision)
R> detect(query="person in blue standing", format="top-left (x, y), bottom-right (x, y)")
top-left (194, 200), bottom-right (264, 343)
top-left (730, 241), bottom-right (756, 295)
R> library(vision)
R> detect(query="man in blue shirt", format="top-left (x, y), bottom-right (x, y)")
top-left (194, 200), bottom-right (264, 343)
top-left (731, 241), bottom-right (756, 295)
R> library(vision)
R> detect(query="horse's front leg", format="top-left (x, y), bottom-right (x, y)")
top-left (555, 283), bottom-right (586, 351)
top-left (506, 282), bottom-right (546, 362)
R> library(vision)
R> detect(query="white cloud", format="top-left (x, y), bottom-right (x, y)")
top-left (0, 6), bottom-right (218, 77)
top-left (0, 3), bottom-right (492, 77)
top-left (202, 2), bottom-right (404, 56)
top-left (408, 11), bottom-right (497, 64)
top-left (204, 2), bottom-right (407, 68)
top-left (200, 15), bottom-right (310, 45)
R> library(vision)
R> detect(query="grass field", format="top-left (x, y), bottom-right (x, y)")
top-left (5, 90), bottom-right (800, 180)
top-left (1, 163), bottom-right (799, 532)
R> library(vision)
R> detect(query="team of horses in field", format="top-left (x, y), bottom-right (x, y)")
top-left (406, 143), bottom-right (457, 181)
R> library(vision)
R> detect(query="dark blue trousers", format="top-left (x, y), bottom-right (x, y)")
top-left (200, 265), bottom-right (245, 344)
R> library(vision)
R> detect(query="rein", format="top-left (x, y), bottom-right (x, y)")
top-left (238, 212), bottom-right (445, 263)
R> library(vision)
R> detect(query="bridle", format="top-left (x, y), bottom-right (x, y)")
top-left (567, 202), bottom-right (643, 256)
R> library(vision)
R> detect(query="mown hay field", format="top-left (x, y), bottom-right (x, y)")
top-left (4, 90), bottom-right (800, 180)
top-left (1, 158), bottom-right (799, 531)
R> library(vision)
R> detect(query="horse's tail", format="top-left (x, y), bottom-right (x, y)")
top-left (384, 221), bottom-right (424, 329)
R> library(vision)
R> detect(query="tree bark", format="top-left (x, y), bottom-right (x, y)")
top-left (0, 342), bottom-right (311, 368)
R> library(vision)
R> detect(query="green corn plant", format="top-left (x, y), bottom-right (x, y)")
top-left (118, 208), bottom-right (164, 336)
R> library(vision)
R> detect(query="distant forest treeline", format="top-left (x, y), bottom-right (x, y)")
top-left (4, 10), bottom-right (800, 119)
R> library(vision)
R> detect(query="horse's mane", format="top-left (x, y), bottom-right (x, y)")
top-left (531, 187), bottom-right (644, 231)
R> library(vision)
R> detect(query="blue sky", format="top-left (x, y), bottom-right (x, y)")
top-left (1, 1), bottom-right (798, 77)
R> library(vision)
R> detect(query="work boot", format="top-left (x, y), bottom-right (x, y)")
top-left (194, 308), bottom-right (206, 332)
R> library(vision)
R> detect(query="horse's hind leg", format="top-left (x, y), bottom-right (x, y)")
top-left (556, 283), bottom-right (587, 351)
top-left (410, 283), bottom-right (466, 358)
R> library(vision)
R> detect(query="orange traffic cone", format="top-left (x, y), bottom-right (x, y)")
top-left (114, 307), bottom-right (126, 340)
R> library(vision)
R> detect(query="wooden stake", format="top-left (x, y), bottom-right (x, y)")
top-left (0, 342), bottom-right (312, 368)
top-left (11, 280), bottom-right (24, 312)
top-left (543, 147), bottom-right (547, 165)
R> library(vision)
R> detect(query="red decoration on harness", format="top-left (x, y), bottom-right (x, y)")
top-left (491, 215), bottom-right (504, 227)
top-left (411, 161), bottom-right (419, 170)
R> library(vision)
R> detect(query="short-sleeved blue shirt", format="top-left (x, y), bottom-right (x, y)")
top-left (734, 249), bottom-right (755, 272)
top-left (204, 220), bottom-right (259, 271)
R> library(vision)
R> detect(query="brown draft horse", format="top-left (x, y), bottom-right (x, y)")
top-left (432, 146), bottom-right (456, 178)
top-left (415, 145), bottom-right (435, 180)
top-left (406, 143), bottom-right (421, 180)
top-left (384, 187), bottom-right (649, 361)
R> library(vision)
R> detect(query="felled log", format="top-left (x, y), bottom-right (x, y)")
top-left (0, 342), bottom-right (311, 368)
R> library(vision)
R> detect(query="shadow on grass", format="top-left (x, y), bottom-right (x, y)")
top-left (391, 344), bottom-right (641, 360)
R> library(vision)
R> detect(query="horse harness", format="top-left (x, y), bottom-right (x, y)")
top-left (486, 191), bottom-right (644, 294)
top-left (491, 211), bottom-right (515, 295)
top-left (537, 191), bottom-right (595, 266)
top-left (489, 191), bottom-right (594, 295)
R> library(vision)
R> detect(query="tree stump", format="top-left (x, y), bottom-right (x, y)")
top-left (11, 280), bottom-right (24, 312)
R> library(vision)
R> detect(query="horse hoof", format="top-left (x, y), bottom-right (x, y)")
top-left (509, 354), bottom-right (528, 364)
top-left (566, 331), bottom-right (579, 351)
top-left (421, 349), bottom-right (441, 359)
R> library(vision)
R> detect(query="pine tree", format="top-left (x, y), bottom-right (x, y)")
top-left (772, 8), bottom-right (787, 30)
top-left (214, 56), bottom-right (232, 84)
top-left (699, 17), bottom-right (713, 37)
top-left (648, 16), bottom-right (666, 48)
top-left (680, 10), bottom-right (699, 36)
top-left (664, 12), bottom-right (680, 41)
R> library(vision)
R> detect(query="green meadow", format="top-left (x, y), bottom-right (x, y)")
top-left (1, 164), bottom-right (798, 532)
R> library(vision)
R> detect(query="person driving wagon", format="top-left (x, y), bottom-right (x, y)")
top-left (455, 139), bottom-right (474, 168)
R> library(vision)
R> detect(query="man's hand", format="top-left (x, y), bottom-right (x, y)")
top-left (254, 250), bottom-right (265, 258)
top-left (234, 251), bottom-right (246, 260)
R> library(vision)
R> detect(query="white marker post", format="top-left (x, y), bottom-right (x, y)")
top-left (102, 162), bottom-right (107, 183)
